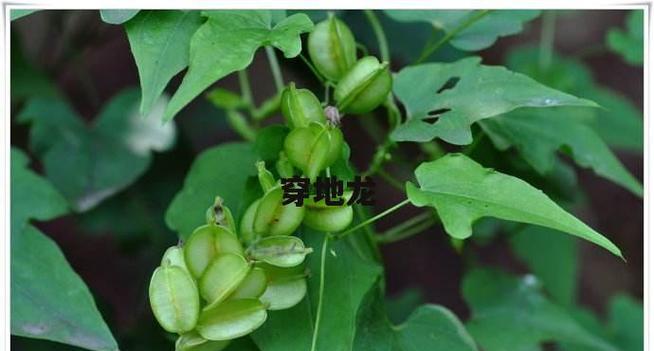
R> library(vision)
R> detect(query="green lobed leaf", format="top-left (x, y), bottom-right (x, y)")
top-left (463, 269), bottom-right (619, 351)
top-left (165, 143), bottom-right (259, 239)
top-left (384, 10), bottom-right (540, 51)
top-left (11, 225), bottom-right (118, 351)
top-left (163, 11), bottom-right (313, 121)
top-left (480, 109), bottom-right (642, 196)
top-left (406, 154), bottom-right (622, 257)
top-left (18, 89), bottom-right (176, 212)
top-left (355, 285), bottom-right (478, 351)
top-left (391, 57), bottom-right (598, 145)
top-left (126, 10), bottom-right (203, 115)
top-left (99, 9), bottom-right (140, 24)
top-left (11, 148), bottom-right (68, 236)
top-left (509, 225), bottom-right (577, 306)
top-left (504, 45), bottom-right (643, 152)
top-left (252, 229), bottom-right (381, 351)
top-left (606, 10), bottom-right (643, 65)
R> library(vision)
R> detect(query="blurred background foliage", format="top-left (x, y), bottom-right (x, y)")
top-left (10, 9), bottom-right (642, 351)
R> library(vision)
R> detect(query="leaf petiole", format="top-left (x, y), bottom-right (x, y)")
top-left (332, 199), bottom-right (411, 240)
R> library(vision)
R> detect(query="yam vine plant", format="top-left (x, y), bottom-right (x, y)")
top-left (10, 9), bottom-right (644, 351)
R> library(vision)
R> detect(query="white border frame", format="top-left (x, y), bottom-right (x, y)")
top-left (1, 2), bottom-right (650, 351)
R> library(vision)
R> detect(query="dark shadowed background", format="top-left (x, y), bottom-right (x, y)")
top-left (10, 10), bottom-right (643, 350)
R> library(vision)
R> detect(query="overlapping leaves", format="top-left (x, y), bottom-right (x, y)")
top-left (165, 142), bottom-right (259, 238)
top-left (11, 149), bottom-right (117, 351)
top-left (480, 109), bottom-right (642, 196)
top-left (18, 88), bottom-right (176, 212)
top-left (463, 269), bottom-right (619, 351)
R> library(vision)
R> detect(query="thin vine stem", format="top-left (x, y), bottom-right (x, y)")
top-left (364, 10), bottom-right (390, 62)
top-left (376, 215), bottom-right (436, 244)
top-left (378, 169), bottom-right (405, 192)
top-left (378, 211), bottom-right (432, 238)
top-left (265, 46), bottom-right (285, 93)
top-left (300, 53), bottom-right (326, 84)
top-left (539, 11), bottom-right (557, 71)
top-left (415, 10), bottom-right (491, 64)
top-left (310, 234), bottom-right (330, 351)
top-left (333, 199), bottom-right (411, 239)
top-left (238, 69), bottom-right (255, 113)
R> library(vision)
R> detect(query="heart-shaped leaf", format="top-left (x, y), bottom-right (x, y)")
top-left (391, 57), bottom-right (598, 145)
top-left (164, 11), bottom-right (313, 121)
top-left (126, 10), bottom-right (202, 115)
top-left (406, 153), bottom-right (622, 258)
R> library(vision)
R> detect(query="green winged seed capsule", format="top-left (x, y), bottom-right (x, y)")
top-left (149, 265), bottom-right (200, 334)
top-left (276, 151), bottom-right (295, 178)
top-left (249, 236), bottom-right (312, 268)
top-left (335, 56), bottom-right (392, 114)
top-left (240, 199), bottom-right (260, 244)
top-left (205, 196), bottom-right (237, 234)
top-left (184, 225), bottom-right (219, 279)
top-left (281, 83), bottom-right (326, 129)
top-left (261, 278), bottom-right (307, 311)
top-left (253, 186), bottom-right (305, 236)
top-left (258, 263), bottom-right (308, 310)
top-left (308, 16), bottom-right (357, 81)
top-left (162, 246), bottom-right (188, 271)
top-left (230, 267), bottom-right (268, 299)
top-left (176, 332), bottom-right (230, 351)
top-left (303, 205), bottom-right (354, 232)
top-left (256, 161), bottom-right (277, 192)
top-left (196, 299), bottom-right (267, 341)
top-left (200, 253), bottom-right (251, 309)
top-left (284, 122), bottom-right (344, 181)
top-left (184, 225), bottom-right (243, 279)
top-left (214, 226), bottom-right (244, 257)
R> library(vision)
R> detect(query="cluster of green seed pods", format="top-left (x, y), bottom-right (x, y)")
top-left (149, 198), bottom-right (310, 350)
top-left (308, 14), bottom-right (392, 114)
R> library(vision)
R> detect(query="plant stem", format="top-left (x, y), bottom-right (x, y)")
top-left (300, 53), bottom-right (326, 84)
top-left (378, 169), bottom-right (405, 192)
top-left (378, 211), bottom-right (432, 239)
top-left (364, 10), bottom-right (390, 62)
top-left (238, 69), bottom-right (255, 115)
top-left (539, 11), bottom-right (557, 72)
top-left (265, 46), bottom-right (285, 93)
top-left (310, 234), bottom-right (329, 351)
top-left (353, 205), bottom-right (382, 261)
top-left (415, 10), bottom-right (490, 64)
top-left (333, 199), bottom-right (411, 239)
top-left (377, 217), bottom-right (435, 244)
